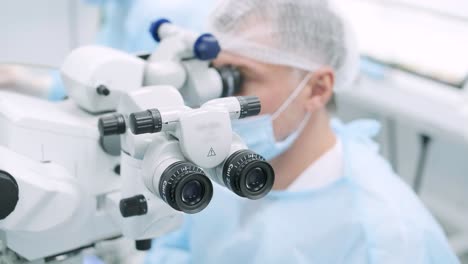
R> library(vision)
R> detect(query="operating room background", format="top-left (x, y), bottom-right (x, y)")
top-left (333, 0), bottom-right (468, 261)
top-left (1, 0), bottom-right (467, 262)
top-left (0, 0), bottom-right (98, 68)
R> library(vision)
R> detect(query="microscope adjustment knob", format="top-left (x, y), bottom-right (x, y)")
top-left (129, 109), bottom-right (162, 135)
top-left (98, 114), bottom-right (126, 136)
top-left (237, 96), bottom-right (261, 118)
top-left (0, 170), bottom-right (19, 220)
top-left (120, 195), bottom-right (148, 218)
top-left (96, 85), bottom-right (110, 96)
top-left (135, 239), bottom-right (152, 251)
top-left (194, 33), bottom-right (221, 61)
top-left (149, 18), bottom-right (171, 42)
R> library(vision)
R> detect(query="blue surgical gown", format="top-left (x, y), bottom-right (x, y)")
top-left (145, 119), bottom-right (460, 264)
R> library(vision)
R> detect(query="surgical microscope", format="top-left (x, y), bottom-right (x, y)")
top-left (0, 19), bottom-right (274, 263)
top-left (62, 18), bottom-right (242, 114)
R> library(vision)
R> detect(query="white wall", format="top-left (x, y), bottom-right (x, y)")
top-left (0, 0), bottom-right (99, 68)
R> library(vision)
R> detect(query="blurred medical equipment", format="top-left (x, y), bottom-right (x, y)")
top-left (87, 0), bottom-right (216, 53)
top-left (62, 19), bottom-right (242, 113)
top-left (0, 90), bottom-right (265, 263)
top-left (0, 19), bottom-right (274, 263)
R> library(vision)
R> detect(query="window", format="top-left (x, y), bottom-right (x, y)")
top-left (333, 0), bottom-right (468, 87)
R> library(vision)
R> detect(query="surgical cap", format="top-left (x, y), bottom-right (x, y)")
top-left (208, 0), bottom-right (359, 91)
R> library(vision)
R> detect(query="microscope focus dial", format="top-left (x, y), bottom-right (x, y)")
top-left (0, 170), bottom-right (19, 220)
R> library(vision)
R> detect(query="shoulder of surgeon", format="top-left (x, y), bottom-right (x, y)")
top-left (343, 137), bottom-right (455, 261)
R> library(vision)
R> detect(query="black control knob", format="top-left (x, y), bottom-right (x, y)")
top-left (0, 170), bottom-right (19, 220)
top-left (237, 96), bottom-right (261, 118)
top-left (129, 109), bottom-right (162, 135)
top-left (98, 114), bottom-right (126, 136)
top-left (96, 85), bottom-right (110, 96)
top-left (119, 195), bottom-right (148, 218)
top-left (135, 239), bottom-right (152, 251)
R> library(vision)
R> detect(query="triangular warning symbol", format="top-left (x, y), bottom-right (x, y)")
top-left (207, 147), bottom-right (216, 157)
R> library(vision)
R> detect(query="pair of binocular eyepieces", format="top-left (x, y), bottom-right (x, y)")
top-left (156, 149), bottom-right (274, 214)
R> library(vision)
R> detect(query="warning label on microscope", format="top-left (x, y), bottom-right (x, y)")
top-left (207, 147), bottom-right (216, 157)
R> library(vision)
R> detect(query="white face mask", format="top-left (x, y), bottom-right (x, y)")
top-left (232, 73), bottom-right (313, 160)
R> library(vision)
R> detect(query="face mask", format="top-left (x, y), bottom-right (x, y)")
top-left (232, 73), bottom-right (313, 160)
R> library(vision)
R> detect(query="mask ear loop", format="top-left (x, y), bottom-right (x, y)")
top-left (296, 111), bottom-right (312, 132)
top-left (271, 72), bottom-right (314, 121)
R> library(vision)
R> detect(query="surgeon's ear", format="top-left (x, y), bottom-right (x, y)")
top-left (304, 67), bottom-right (334, 112)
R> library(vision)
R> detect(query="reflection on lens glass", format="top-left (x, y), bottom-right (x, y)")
top-left (181, 180), bottom-right (204, 206)
top-left (245, 168), bottom-right (267, 192)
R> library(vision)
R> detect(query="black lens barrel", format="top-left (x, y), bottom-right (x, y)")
top-left (129, 109), bottom-right (163, 135)
top-left (98, 114), bottom-right (126, 136)
top-left (159, 161), bottom-right (213, 214)
top-left (215, 65), bottom-right (243, 98)
top-left (222, 150), bottom-right (275, 199)
top-left (237, 96), bottom-right (261, 118)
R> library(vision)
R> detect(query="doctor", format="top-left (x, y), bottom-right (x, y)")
top-left (145, 0), bottom-right (460, 263)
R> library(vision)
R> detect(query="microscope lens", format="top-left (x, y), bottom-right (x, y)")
top-left (181, 180), bottom-right (204, 206)
top-left (245, 168), bottom-right (267, 192)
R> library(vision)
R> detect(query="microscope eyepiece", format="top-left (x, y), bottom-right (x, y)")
top-left (245, 167), bottom-right (268, 193)
top-left (129, 109), bottom-right (163, 135)
top-left (237, 96), bottom-right (261, 119)
top-left (194, 33), bottom-right (221, 61)
top-left (159, 161), bottom-right (213, 214)
top-left (149, 18), bottom-right (171, 43)
top-left (98, 114), bottom-right (126, 136)
top-left (215, 65), bottom-right (243, 98)
top-left (222, 150), bottom-right (274, 199)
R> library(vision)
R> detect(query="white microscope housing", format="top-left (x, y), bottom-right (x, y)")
top-left (0, 91), bottom-right (121, 261)
top-left (60, 18), bottom-right (242, 114)
top-left (109, 86), bottom-right (189, 241)
top-left (0, 87), bottom-right (236, 262)
top-left (61, 45), bottom-right (145, 113)
top-left (0, 18), bottom-right (257, 263)
top-left (127, 96), bottom-right (275, 200)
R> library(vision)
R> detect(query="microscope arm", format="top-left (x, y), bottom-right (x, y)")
top-left (144, 60), bottom-right (187, 89)
top-left (0, 146), bottom-right (82, 232)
